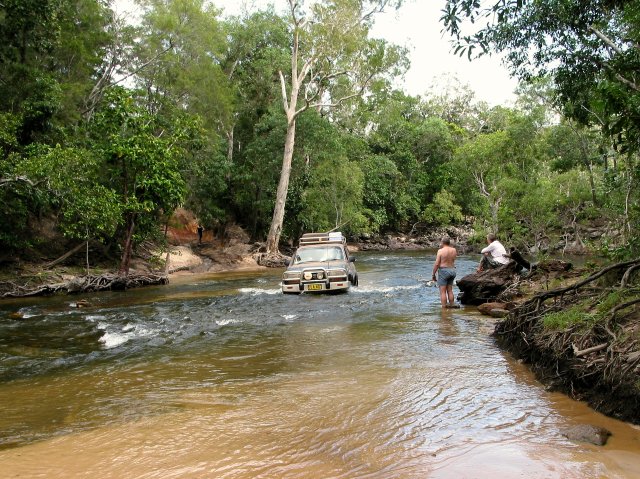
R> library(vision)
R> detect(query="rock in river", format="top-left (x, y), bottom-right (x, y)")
top-left (457, 262), bottom-right (521, 305)
top-left (488, 308), bottom-right (510, 318)
top-left (477, 302), bottom-right (510, 316)
top-left (561, 424), bottom-right (612, 446)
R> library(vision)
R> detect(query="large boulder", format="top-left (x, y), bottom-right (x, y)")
top-left (457, 261), bottom-right (521, 305)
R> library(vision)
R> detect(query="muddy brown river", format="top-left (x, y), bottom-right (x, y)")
top-left (0, 251), bottom-right (639, 478)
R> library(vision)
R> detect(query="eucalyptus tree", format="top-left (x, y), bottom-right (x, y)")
top-left (265, 0), bottom-right (406, 254)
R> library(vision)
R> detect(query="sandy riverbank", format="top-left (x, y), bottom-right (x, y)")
top-left (163, 243), bottom-right (268, 277)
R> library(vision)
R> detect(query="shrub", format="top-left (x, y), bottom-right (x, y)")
top-left (422, 189), bottom-right (464, 226)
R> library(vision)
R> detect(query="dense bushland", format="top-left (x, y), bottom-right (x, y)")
top-left (1, 0), bottom-right (638, 272)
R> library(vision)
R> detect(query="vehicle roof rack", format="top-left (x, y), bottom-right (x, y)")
top-left (299, 232), bottom-right (346, 246)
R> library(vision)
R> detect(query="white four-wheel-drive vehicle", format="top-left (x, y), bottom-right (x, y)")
top-left (281, 232), bottom-right (358, 294)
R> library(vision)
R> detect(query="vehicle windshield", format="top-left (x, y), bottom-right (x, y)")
top-left (294, 246), bottom-right (344, 264)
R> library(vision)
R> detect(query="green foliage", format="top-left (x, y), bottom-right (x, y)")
top-left (231, 105), bottom-right (287, 238)
top-left (0, 113), bottom-right (21, 156)
top-left (300, 157), bottom-right (366, 234)
top-left (19, 145), bottom-right (122, 241)
top-left (0, 0), bottom-right (112, 144)
top-left (91, 87), bottom-right (186, 214)
top-left (137, 0), bottom-right (233, 127)
top-left (365, 91), bottom-right (459, 230)
top-left (359, 155), bottom-right (401, 232)
top-left (1, 0), bottom-right (636, 263)
top-left (441, 0), bottom-right (640, 253)
top-left (87, 87), bottom-right (188, 269)
top-left (596, 291), bottom-right (627, 316)
top-left (422, 189), bottom-right (464, 227)
top-left (290, 110), bottom-right (368, 237)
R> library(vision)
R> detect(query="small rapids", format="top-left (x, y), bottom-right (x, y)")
top-left (0, 251), bottom-right (639, 478)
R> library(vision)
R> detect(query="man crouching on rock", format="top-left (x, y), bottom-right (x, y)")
top-left (432, 236), bottom-right (458, 308)
top-left (477, 233), bottom-right (509, 272)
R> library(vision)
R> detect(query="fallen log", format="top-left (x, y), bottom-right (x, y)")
top-left (1, 273), bottom-right (168, 298)
top-left (44, 243), bottom-right (85, 269)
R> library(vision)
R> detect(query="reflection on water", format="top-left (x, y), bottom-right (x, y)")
top-left (0, 251), bottom-right (639, 478)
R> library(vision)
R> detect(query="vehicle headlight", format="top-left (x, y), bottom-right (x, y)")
top-left (327, 269), bottom-right (347, 277)
top-left (283, 271), bottom-right (301, 279)
top-left (316, 272), bottom-right (324, 280)
top-left (303, 272), bottom-right (313, 280)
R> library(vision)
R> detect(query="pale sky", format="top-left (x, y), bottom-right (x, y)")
top-left (114, 0), bottom-right (518, 106)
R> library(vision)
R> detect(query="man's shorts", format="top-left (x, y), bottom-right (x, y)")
top-left (437, 267), bottom-right (456, 287)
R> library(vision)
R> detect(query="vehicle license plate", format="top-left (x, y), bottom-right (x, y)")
top-left (306, 283), bottom-right (323, 291)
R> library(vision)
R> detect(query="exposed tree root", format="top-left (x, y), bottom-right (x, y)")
top-left (0, 273), bottom-right (168, 298)
top-left (254, 252), bottom-right (289, 268)
top-left (495, 258), bottom-right (640, 424)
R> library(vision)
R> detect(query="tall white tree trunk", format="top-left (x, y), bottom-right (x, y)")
top-left (266, 118), bottom-right (297, 253)
top-left (265, 0), bottom-right (303, 254)
top-left (263, 0), bottom-right (397, 254)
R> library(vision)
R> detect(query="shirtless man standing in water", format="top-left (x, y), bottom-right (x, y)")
top-left (432, 237), bottom-right (458, 308)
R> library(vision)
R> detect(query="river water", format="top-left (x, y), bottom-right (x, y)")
top-left (0, 251), bottom-right (639, 478)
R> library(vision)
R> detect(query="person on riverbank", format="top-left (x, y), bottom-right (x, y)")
top-left (477, 233), bottom-right (509, 272)
top-left (432, 236), bottom-right (458, 308)
top-left (197, 224), bottom-right (204, 244)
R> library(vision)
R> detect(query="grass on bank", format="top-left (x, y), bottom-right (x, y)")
top-left (543, 304), bottom-right (596, 330)
top-left (542, 290), bottom-right (640, 331)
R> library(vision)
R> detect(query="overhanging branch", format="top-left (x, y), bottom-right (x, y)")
top-left (0, 175), bottom-right (43, 188)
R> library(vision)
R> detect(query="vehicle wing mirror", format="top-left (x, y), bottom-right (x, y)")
top-left (349, 257), bottom-right (356, 263)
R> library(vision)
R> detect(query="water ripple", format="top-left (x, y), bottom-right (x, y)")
top-left (0, 253), bottom-right (639, 478)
